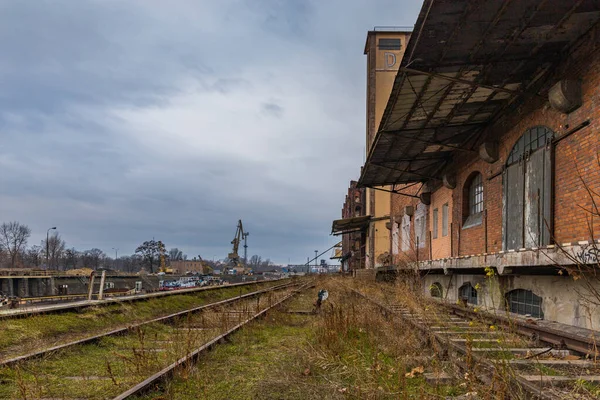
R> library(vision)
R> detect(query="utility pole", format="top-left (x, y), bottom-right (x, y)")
top-left (242, 232), bottom-right (249, 265)
top-left (315, 250), bottom-right (318, 272)
top-left (46, 227), bottom-right (56, 269)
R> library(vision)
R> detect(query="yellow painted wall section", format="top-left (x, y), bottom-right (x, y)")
top-left (365, 31), bottom-right (410, 267)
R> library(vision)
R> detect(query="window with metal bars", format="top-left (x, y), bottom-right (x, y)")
top-left (505, 289), bottom-right (544, 319)
top-left (378, 38), bottom-right (401, 50)
top-left (469, 173), bottom-right (483, 215)
top-left (459, 283), bottom-right (478, 305)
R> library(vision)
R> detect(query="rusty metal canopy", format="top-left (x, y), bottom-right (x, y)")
top-left (331, 215), bottom-right (371, 235)
top-left (359, 0), bottom-right (600, 187)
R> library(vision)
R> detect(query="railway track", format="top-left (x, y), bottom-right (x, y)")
top-left (0, 279), bottom-right (287, 319)
top-left (350, 286), bottom-right (600, 400)
top-left (0, 280), bottom-right (309, 399)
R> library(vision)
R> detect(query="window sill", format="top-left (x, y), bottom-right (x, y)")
top-left (462, 212), bottom-right (483, 230)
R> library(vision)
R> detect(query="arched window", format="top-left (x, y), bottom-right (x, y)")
top-left (430, 282), bottom-right (443, 298)
top-left (463, 172), bottom-right (483, 228)
top-left (459, 283), bottom-right (477, 305)
top-left (469, 173), bottom-right (483, 216)
top-left (503, 127), bottom-right (554, 250)
top-left (505, 289), bottom-right (543, 319)
top-left (506, 126), bottom-right (553, 166)
top-left (354, 205), bottom-right (361, 217)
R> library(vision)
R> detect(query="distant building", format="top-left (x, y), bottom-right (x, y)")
top-left (170, 260), bottom-right (207, 274)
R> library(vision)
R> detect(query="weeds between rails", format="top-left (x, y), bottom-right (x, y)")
top-left (349, 277), bottom-right (600, 399)
top-left (0, 282), bottom-right (303, 399)
top-left (0, 280), bottom-right (285, 362)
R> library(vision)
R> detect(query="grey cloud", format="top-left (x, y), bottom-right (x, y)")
top-left (261, 102), bottom-right (284, 118)
top-left (0, 0), bottom-right (422, 263)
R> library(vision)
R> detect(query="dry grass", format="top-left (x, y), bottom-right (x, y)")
top-left (148, 276), bottom-right (467, 400)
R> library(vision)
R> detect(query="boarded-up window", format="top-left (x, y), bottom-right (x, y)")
top-left (432, 208), bottom-right (438, 239)
top-left (401, 214), bottom-right (411, 252)
top-left (392, 220), bottom-right (400, 255)
top-left (503, 127), bottom-right (553, 250)
top-left (414, 203), bottom-right (426, 249)
top-left (442, 203), bottom-right (449, 237)
top-left (459, 283), bottom-right (477, 305)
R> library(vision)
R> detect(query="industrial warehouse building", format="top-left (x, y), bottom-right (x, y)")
top-left (334, 0), bottom-right (600, 330)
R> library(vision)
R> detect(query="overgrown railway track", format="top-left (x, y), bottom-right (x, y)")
top-left (0, 280), bottom-right (310, 399)
top-left (350, 285), bottom-right (600, 400)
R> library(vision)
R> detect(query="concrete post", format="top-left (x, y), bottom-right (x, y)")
top-left (87, 273), bottom-right (96, 301)
top-left (98, 271), bottom-right (107, 300)
top-left (23, 278), bottom-right (29, 297)
top-left (50, 277), bottom-right (57, 295)
top-left (8, 278), bottom-right (14, 297)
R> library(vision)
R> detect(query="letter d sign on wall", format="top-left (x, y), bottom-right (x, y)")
top-left (385, 52), bottom-right (397, 69)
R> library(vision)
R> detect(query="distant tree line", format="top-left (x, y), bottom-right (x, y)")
top-left (0, 221), bottom-right (194, 273)
top-left (0, 221), bottom-right (277, 274)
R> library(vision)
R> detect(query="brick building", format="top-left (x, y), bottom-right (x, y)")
top-left (358, 0), bottom-right (600, 329)
top-left (170, 260), bottom-right (207, 275)
top-left (332, 181), bottom-right (367, 271)
top-left (332, 28), bottom-right (412, 269)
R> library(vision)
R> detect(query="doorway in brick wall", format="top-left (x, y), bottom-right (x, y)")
top-left (503, 126), bottom-right (554, 250)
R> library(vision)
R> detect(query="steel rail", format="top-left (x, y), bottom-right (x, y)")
top-left (0, 279), bottom-right (290, 320)
top-left (447, 303), bottom-right (600, 357)
top-left (112, 281), bottom-right (312, 399)
top-left (0, 281), bottom-right (299, 367)
top-left (348, 287), bottom-right (561, 400)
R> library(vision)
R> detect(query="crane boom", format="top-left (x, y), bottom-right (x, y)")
top-left (227, 220), bottom-right (244, 265)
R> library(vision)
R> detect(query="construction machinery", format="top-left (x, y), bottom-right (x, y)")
top-left (158, 241), bottom-right (174, 274)
top-left (228, 220), bottom-right (251, 275)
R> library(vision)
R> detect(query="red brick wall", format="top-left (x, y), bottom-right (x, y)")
top-left (387, 25), bottom-right (600, 261)
top-left (449, 28), bottom-right (600, 254)
top-left (341, 181), bottom-right (367, 270)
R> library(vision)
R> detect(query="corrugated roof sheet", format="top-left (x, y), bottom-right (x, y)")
top-left (359, 0), bottom-right (600, 187)
top-left (331, 215), bottom-right (371, 235)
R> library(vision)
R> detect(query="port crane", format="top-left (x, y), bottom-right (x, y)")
top-left (228, 220), bottom-right (251, 274)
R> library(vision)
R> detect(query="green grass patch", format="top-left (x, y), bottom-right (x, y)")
top-left (0, 281), bottom-right (282, 360)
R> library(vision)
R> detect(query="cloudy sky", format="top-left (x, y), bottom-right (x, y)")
top-left (0, 0), bottom-right (421, 264)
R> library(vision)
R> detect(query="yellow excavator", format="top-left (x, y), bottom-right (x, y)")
top-left (158, 241), bottom-right (174, 274)
top-left (228, 220), bottom-right (251, 275)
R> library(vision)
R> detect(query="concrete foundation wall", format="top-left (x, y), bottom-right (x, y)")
top-left (421, 273), bottom-right (600, 330)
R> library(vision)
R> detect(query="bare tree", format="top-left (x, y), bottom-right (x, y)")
top-left (0, 248), bottom-right (7, 268)
top-left (24, 245), bottom-right (43, 268)
top-left (42, 233), bottom-right (66, 269)
top-left (82, 248), bottom-right (105, 270)
top-left (63, 248), bottom-right (79, 270)
top-left (0, 222), bottom-right (31, 268)
top-left (169, 248), bottom-right (183, 262)
top-left (248, 255), bottom-right (262, 269)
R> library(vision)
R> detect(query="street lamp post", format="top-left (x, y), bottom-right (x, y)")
top-left (46, 227), bottom-right (57, 269)
top-left (112, 248), bottom-right (119, 269)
